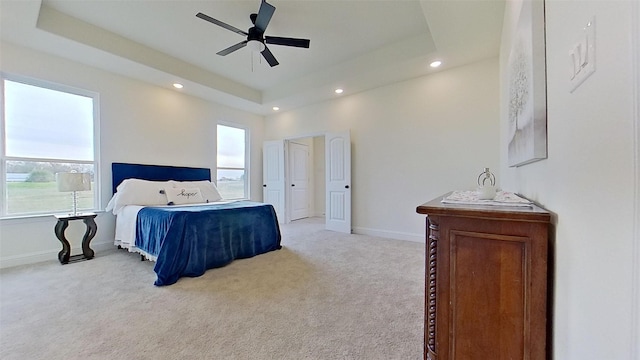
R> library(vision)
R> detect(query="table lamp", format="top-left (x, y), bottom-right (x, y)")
top-left (57, 172), bottom-right (91, 215)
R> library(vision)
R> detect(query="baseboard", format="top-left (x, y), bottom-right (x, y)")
top-left (0, 241), bottom-right (115, 269)
top-left (352, 226), bottom-right (424, 243)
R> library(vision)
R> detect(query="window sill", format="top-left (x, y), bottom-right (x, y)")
top-left (1, 210), bottom-right (105, 222)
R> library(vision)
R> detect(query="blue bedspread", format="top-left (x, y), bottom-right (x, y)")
top-left (136, 201), bottom-right (281, 286)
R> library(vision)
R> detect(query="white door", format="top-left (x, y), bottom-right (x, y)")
top-left (263, 140), bottom-right (285, 222)
top-left (289, 142), bottom-right (310, 221)
top-left (325, 131), bottom-right (351, 233)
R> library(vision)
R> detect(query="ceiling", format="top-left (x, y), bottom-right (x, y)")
top-left (0, 0), bottom-right (505, 115)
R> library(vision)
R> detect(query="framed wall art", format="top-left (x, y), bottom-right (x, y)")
top-left (507, 0), bottom-right (547, 167)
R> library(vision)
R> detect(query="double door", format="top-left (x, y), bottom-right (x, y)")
top-left (263, 131), bottom-right (351, 233)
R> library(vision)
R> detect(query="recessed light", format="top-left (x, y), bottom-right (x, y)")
top-left (173, 83), bottom-right (184, 89)
top-left (272, 106), bottom-right (280, 111)
top-left (430, 61), bottom-right (442, 68)
top-left (335, 88), bottom-right (344, 94)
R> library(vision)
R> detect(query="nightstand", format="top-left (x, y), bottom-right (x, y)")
top-left (53, 213), bottom-right (97, 264)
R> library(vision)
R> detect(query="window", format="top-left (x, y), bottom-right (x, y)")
top-left (1, 75), bottom-right (99, 217)
top-left (217, 124), bottom-right (248, 199)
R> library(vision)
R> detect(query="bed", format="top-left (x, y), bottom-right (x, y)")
top-left (108, 162), bottom-right (282, 286)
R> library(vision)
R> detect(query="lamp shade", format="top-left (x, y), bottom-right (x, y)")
top-left (57, 172), bottom-right (91, 192)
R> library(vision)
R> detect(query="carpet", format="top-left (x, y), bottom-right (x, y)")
top-left (0, 217), bottom-right (424, 360)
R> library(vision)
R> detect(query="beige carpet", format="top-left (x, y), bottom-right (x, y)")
top-left (0, 217), bottom-right (425, 360)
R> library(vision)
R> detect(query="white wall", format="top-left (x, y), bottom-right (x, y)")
top-left (633, 3), bottom-right (640, 359)
top-left (500, 1), bottom-right (638, 359)
top-left (265, 58), bottom-right (501, 241)
top-left (0, 42), bottom-right (264, 268)
top-left (313, 136), bottom-right (326, 217)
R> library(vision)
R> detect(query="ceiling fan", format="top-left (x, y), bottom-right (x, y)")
top-left (196, 0), bottom-right (310, 67)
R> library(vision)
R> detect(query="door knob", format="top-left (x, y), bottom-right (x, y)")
top-left (345, 185), bottom-right (350, 189)
top-left (291, 184), bottom-right (296, 187)
top-left (263, 184), bottom-right (266, 187)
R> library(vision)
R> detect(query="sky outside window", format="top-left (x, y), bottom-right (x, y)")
top-left (216, 124), bottom-right (247, 199)
top-left (217, 125), bottom-right (245, 169)
top-left (4, 80), bottom-right (94, 161)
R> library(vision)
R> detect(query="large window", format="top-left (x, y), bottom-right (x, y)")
top-left (217, 124), bottom-right (248, 199)
top-left (1, 75), bottom-right (99, 217)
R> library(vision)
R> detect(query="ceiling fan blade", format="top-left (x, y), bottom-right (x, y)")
top-left (261, 46), bottom-right (279, 67)
top-left (217, 41), bottom-right (248, 56)
top-left (254, 1), bottom-right (275, 32)
top-left (196, 12), bottom-right (247, 36)
top-left (265, 36), bottom-right (310, 48)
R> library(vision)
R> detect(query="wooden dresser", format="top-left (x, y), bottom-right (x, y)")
top-left (416, 193), bottom-right (550, 360)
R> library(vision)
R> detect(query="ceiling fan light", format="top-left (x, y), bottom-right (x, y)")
top-left (247, 40), bottom-right (265, 52)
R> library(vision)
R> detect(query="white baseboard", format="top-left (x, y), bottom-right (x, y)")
top-left (0, 241), bottom-right (115, 269)
top-left (352, 226), bottom-right (424, 243)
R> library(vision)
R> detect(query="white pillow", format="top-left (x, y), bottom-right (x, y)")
top-left (106, 179), bottom-right (169, 214)
top-left (165, 187), bottom-right (204, 205)
top-left (169, 180), bottom-right (222, 202)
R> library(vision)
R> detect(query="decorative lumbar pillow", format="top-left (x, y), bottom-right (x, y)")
top-left (164, 187), bottom-right (204, 205)
top-left (169, 180), bottom-right (222, 202)
top-left (106, 179), bottom-right (170, 214)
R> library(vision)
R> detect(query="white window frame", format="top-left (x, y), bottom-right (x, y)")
top-left (217, 122), bottom-right (250, 200)
top-left (0, 73), bottom-right (101, 218)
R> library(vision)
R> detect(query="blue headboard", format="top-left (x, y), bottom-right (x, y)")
top-left (111, 163), bottom-right (212, 194)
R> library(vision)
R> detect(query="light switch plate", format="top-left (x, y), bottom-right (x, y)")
top-left (570, 17), bottom-right (596, 92)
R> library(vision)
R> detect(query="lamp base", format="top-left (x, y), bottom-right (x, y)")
top-left (71, 191), bottom-right (79, 216)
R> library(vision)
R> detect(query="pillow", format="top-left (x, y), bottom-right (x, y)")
top-left (106, 179), bottom-right (169, 214)
top-left (164, 187), bottom-right (204, 205)
top-left (169, 180), bottom-right (222, 202)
